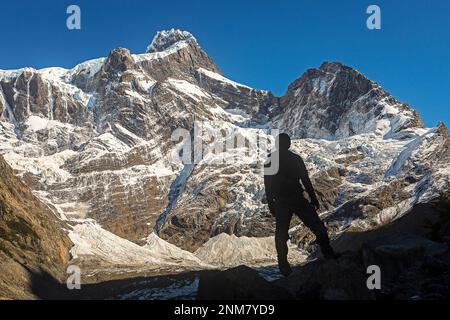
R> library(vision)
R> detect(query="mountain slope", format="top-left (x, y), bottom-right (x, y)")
top-left (0, 155), bottom-right (72, 299)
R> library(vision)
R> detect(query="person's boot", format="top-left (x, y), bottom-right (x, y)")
top-left (320, 243), bottom-right (338, 260)
top-left (278, 258), bottom-right (292, 277)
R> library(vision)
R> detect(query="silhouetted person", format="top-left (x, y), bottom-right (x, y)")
top-left (264, 133), bottom-right (336, 276)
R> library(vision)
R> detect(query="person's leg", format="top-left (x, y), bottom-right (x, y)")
top-left (294, 199), bottom-right (336, 259)
top-left (274, 204), bottom-right (293, 275)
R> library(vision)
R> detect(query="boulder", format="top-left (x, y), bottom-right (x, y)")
top-left (275, 252), bottom-right (375, 300)
top-left (197, 265), bottom-right (292, 300)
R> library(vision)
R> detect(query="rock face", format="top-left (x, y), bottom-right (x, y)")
top-left (0, 28), bottom-right (449, 279)
top-left (0, 155), bottom-right (72, 299)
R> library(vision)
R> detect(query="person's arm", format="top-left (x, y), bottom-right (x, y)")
top-left (264, 174), bottom-right (276, 216)
top-left (298, 156), bottom-right (320, 208)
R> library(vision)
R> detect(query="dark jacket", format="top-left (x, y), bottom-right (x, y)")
top-left (264, 149), bottom-right (319, 214)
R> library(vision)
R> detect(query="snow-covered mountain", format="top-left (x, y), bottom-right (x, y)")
top-left (0, 29), bottom-right (449, 278)
top-left (275, 61), bottom-right (424, 140)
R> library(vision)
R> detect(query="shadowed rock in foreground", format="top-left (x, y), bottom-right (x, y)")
top-left (0, 156), bottom-right (72, 299)
top-left (197, 194), bottom-right (450, 300)
top-left (197, 265), bottom-right (293, 300)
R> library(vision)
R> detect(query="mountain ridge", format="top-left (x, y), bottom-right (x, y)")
top-left (0, 30), bottom-right (427, 134)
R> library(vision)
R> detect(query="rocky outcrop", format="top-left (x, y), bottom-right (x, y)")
top-left (311, 167), bottom-right (347, 211)
top-left (276, 252), bottom-right (375, 300)
top-left (0, 155), bottom-right (72, 299)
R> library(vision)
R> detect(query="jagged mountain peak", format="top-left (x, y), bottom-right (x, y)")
top-left (318, 61), bottom-right (346, 72)
top-left (318, 61), bottom-right (363, 74)
top-left (437, 121), bottom-right (449, 138)
top-left (283, 61), bottom-right (374, 105)
top-left (274, 60), bottom-right (425, 140)
top-left (104, 47), bottom-right (135, 72)
top-left (146, 29), bottom-right (197, 53)
top-left (300, 61), bottom-right (372, 86)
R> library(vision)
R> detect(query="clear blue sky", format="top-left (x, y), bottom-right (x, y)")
top-left (1, 0), bottom-right (449, 127)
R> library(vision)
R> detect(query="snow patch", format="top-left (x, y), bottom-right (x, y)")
top-left (145, 232), bottom-right (204, 265)
top-left (26, 115), bottom-right (49, 131)
top-left (167, 78), bottom-right (208, 100)
top-left (65, 57), bottom-right (106, 82)
top-left (198, 68), bottom-right (253, 90)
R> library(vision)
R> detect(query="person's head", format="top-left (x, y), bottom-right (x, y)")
top-left (275, 133), bottom-right (291, 151)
